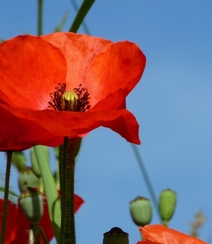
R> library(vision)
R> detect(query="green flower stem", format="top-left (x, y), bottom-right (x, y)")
top-left (163, 220), bottom-right (169, 227)
top-left (0, 151), bottom-right (12, 244)
top-left (32, 224), bottom-right (40, 244)
top-left (32, 225), bottom-right (49, 244)
top-left (69, 0), bottom-right (96, 33)
top-left (59, 137), bottom-right (76, 244)
top-left (37, 0), bottom-right (43, 35)
top-left (59, 137), bottom-right (81, 244)
top-left (33, 146), bottom-right (60, 243)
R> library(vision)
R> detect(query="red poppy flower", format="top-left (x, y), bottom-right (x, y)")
top-left (0, 194), bottom-right (84, 243)
top-left (0, 32), bottom-right (146, 151)
top-left (137, 224), bottom-right (206, 244)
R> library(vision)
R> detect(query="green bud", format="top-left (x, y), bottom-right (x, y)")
top-left (19, 188), bottom-right (43, 225)
top-left (61, 91), bottom-right (79, 111)
top-left (130, 196), bottom-right (152, 226)
top-left (103, 227), bottom-right (129, 244)
top-left (18, 168), bottom-right (40, 193)
top-left (159, 189), bottom-right (177, 225)
top-left (12, 151), bottom-right (27, 172)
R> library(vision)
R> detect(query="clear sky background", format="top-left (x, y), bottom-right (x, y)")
top-left (1, 1), bottom-right (212, 243)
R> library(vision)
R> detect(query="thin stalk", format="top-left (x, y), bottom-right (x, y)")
top-left (59, 137), bottom-right (76, 244)
top-left (32, 225), bottom-right (49, 244)
top-left (69, 0), bottom-right (95, 33)
top-left (131, 144), bottom-right (162, 222)
top-left (32, 224), bottom-right (40, 244)
top-left (70, 0), bottom-right (91, 35)
top-left (37, 0), bottom-right (43, 35)
top-left (0, 151), bottom-right (12, 244)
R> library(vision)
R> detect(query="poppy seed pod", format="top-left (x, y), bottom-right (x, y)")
top-left (159, 189), bottom-right (177, 225)
top-left (61, 91), bottom-right (79, 111)
top-left (130, 196), bottom-right (152, 226)
top-left (18, 168), bottom-right (40, 193)
top-left (19, 189), bottom-right (44, 225)
top-left (103, 227), bottom-right (129, 244)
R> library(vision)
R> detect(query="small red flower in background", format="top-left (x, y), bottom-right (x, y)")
top-left (0, 32), bottom-right (146, 151)
top-left (137, 224), bottom-right (206, 244)
top-left (0, 194), bottom-right (84, 243)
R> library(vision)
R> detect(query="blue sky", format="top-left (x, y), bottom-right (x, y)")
top-left (1, 0), bottom-right (212, 243)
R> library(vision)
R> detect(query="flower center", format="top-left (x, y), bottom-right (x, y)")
top-left (61, 91), bottom-right (79, 111)
top-left (48, 83), bottom-right (90, 112)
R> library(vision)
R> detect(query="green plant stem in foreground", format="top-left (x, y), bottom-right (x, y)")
top-left (70, 0), bottom-right (91, 35)
top-left (59, 137), bottom-right (81, 244)
top-left (33, 225), bottom-right (49, 244)
top-left (0, 151), bottom-right (12, 244)
top-left (37, 0), bottom-right (43, 35)
top-left (59, 137), bottom-right (76, 244)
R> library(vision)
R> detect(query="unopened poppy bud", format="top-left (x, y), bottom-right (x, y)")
top-left (12, 151), bottom-right (27, 172)
top-left (19, 188), bottom-right (43, 225)
top-left (61, 91), bottom-right (79, 111)
top-left (18, 168), bottom-right (40, 193)
top-left (130, 196), bottom-right (152, 226)
top-left (103, 227), bottom-right (129, 244)
top-left (159, 189), bottom-right (177, 225)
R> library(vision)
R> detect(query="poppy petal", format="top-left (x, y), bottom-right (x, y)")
top-left (42, 32), bottom-right (112, 93)
top-left (87, 41), bottom-right (146, 109)
top-left (0, 35), bottom-right (67, 109)
top-left (140, 225), bottom-right (206, 244)
top-left (1, 104), bottom-right (140, 144)
top-left (0, 199), bottom-right (18, 243)
top-left (74, 194), bottom-right (84, 213)
top-left (0, 33), bottom-right (144, 149)
top-left (0, 105), bottom-right (63, 151)
top-left (42, 32), bottom-right (146, 109)
top-left (10, 202), bottom-right (30, 244)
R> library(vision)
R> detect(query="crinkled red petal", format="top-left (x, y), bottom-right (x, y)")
top-left (1, 104), bottom-right (140, 144)
top-left (140, 225), bottom-right (206, 244)
top-left (0, 33), bottom-right (144, 149)
top-left (0, 199), bottom-right (18, 243)
top-left (43, 32), bottom-right (146, 109)
top-left (0, 35), bottom-right (67, 109)
top-left (0, 105), bottom-right (63, 151)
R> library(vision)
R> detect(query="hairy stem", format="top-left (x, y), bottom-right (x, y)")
top-left (59, 137), bottom-right (76, 244)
